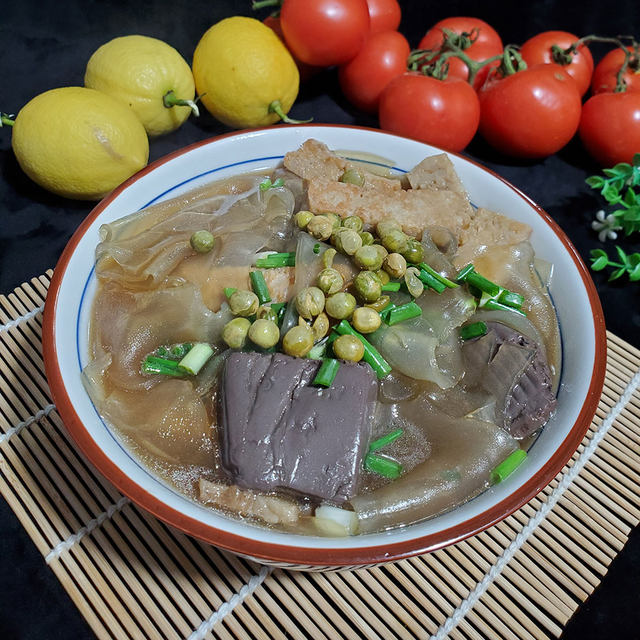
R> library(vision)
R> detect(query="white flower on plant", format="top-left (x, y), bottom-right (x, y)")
top-left (592, 209), bottom-right (622, 242)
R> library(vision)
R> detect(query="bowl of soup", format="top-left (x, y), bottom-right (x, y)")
top-left (43, 125), bottom-right (606, 569)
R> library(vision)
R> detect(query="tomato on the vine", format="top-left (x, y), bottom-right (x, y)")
top-left (366, 0), bottom-right (401, 34)
top-left (378, 73), bottom-right (480, 152)
top-left (579, 91), bottom-right (640, 166)
top-left (418, 17), bottom-right (503, 90)
top-left (520, 30), bottom-right (593, 96)
top-left (478, 64), bottom-right (582, 158)
top-left (591, 46), bottom-right (640, 94)
top-left (339, 30), bottom-right (410, 113)
top-left (280, 0), bottom-right (370, 67)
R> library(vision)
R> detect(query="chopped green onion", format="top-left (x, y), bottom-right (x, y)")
top-left (379, 302), bottom-right (397, 323)
top-left (313, 243), bottom-right (321, 254)
top-left (224, 287), bottom-right (237, 299)
top-left (313, 358), bottom-right (340, 387)
top-left (270, 302), bottom-right (287, 324)
top-left (369, 428), bottom-right (404, 452)
top-left (466, 272), bottom-right (502, 297)
top-left (419, 263), bottom-right (459, 288)
top-left (272, 177), bottom-right (284, 188)
top-left (364, 453), bottom-right (403, 479)
top-left (155, 346), bottom-right (168, 357)
top-left (307, 338), bottom-right (328, 360)
top-left (491, 449), bottom-right (527, 484)
top-left (178, 342), bottom-right (214, 375)
top-left (455, 264), bottom-right (475, 282)
top-left (141, 356), bottom-right (185, 377)
top-left (460, 321), bottom-right (488, 340)
top-left (249, 270), bottom-right (271, 304)
top-left (387, 301), bottom-right (422, 325)
top-left (481, 296), bottom-right (526, 316)
top-left (255, 252), bottom-right (296, 268)
top-left (498, 290), bottom-right (525, 309)
top-left (417, 269), bottom-right (447, 293)
top-left (334, 320), bottom-right (391, 379)
top-left (381, 282), bottom-right (401, 292)
top-left (170, 342), bottom-right (193, 358)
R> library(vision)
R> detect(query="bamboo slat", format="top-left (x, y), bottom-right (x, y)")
top-left (1, 271), bottom-right (639, 640)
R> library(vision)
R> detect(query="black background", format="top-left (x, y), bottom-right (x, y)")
top-left (1, 1), bottom-right (639, 638)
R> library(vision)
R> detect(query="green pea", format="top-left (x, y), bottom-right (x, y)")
top-left (333, 334), bottom-right (364, 362)
top-left (342, 215), bottom-right (364, 232)
top-left (295, 286), bottom-right (325, 319)
top-left (334, 229), bottom-right (362, 256)
top-left (359, 231), bottom-right (374, 246)
top-left (295, 210), bottom-right (314, 229)
top-left (354, 245), bottom-right (384, 271)
top-left (376, 220), bottom-right (402, 238)
top-left (325, 292), bottom-right (357, 320)
top-left (366, 295), bottom-right (391, 312)
top-left (321, 247), bottom-right (337, 269)
top-left (229, 290), bottom-right (259, 317)
top-left (381, 229), bottom-right (409, 253)
top-left (339, 168), bottom-right (365, 187)
top-left (383, 253), bottom-right (407, 278)
top-left (317, 268), bottom-right (344, 295)
top-left (248, 319), bottom-right (280, 349)
top-left (256, 305), bottom-right (278, 324)
top-left (190, 230), bottom-right (215, 253)
top-left (402, 237), bottom-right (424, 264)
top-left (322, 212), bottom-right (342, 231)
top-left (307, 216), bottom-right (333, 241)
top-left (282, 325), bottom-right (314, 357)
top-left (312, 312), bottom-right (330, 341)
top-left (375, 268), bottom-right (390, 285)
top-left (352, 307), bottom-right (382, 334)
top-left (354, 270), bottom-right (382, 303)
top-left (222, 317), bottom-right (251, 349)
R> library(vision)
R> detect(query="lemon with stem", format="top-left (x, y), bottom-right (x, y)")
top-left (85, 35), bottom-right (198, 136)
top-left (192, 16), bottom-right (309, 129)
top-left (3, 87), bottom-right (148, 200)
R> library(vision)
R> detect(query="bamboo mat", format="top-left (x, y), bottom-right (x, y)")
top-left (1, 271), bottom-right (639, 640)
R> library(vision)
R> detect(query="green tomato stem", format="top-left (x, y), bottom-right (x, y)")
top-left (163, 90), bottom-right (200, 117)
top-left (268, 100), bottom-right (312, 124)
top-left (1, 112), bottom-right (15, 127)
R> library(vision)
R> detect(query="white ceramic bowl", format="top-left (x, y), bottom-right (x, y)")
top-left (43, 125), bottom-right (606, 569)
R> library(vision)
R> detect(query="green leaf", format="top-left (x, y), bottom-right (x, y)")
top-left (601, 183), bottom-right (621, 203)
top-left (633, 153), bottom-right (640, 168)
top-left (586, 175), bottom-right (605, 189)
top-left (590, 256), bottom-right (610, 271)
top-left (624, 186), bottom-right (637, 206)
top-left (602, 168), bottom-right (619, 178)
top-left (621, 205), bottom-right (640, 221)
top-left (627, 252), bottom-right (640, 268)
top-left (615, 245), bottom-right (629, 265)
top-left (609, 267), bottom-right (627, 281)
top-left (612, 162), bottom-right (633, 178)
top-left (590, 248), bottom-right (608, 259)
top-left (629, 263), bottom-right (640, 281)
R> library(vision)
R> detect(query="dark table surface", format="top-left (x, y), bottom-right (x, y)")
top-left (1, 1), bottom-right (639, 638)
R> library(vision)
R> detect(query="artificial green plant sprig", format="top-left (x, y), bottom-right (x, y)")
top-left (590, 246), bottom-right (640, 282)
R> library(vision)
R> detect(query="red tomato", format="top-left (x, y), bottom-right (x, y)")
top-left (520, 31), bottom-right (593, 97)
top-left (418, 17), bottom-right (503, 90)
top-left (280, 0), bottom-right (370, 67)
top-left (339, 31), bottom-right (410, 113)
top-left (478, 64), bottom-right (582, 158)
top-left (579, 91), bottom-right (640, 166)
top-left (378, 73), bottom-right (480, 152)
top-left (591, 46), bottom-right (640, 94)
top-left (366, 0), bottom-right (401, 34)
top-left (263, 15), bottom-right (320, 82)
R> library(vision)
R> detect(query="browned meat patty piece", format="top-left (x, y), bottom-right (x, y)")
top-left (220, 352), bottom-right (378, 503)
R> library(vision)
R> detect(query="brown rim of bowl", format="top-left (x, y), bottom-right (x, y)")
top-left (42, 124), bottom-right (607, 566)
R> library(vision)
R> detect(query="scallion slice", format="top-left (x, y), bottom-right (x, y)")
top-left (417, 269), bottom-right (447, 293)
top-left (141, 356), bottom-right (185, 377)
top-left (224, 287), bottom-right (237, 299)
top-left (364, 453), bottom-right (403, 479)
top-left (481, 296), bottom-right (526, 316)
top-left (249, 270), bottom-right (271, 304)
top-left (313, 358), bottom-right (340, 387)
top-left (491, 449), bottom-right (527, 484)
top-left (498, 290), bottom-right (525, 309)
top-left (255, 252), bottom-right (296, 268)
top-left (460, 321), bottom-right (488, 340)
top-left (313, 243), bottom-right (321, 254)
top-left (170, 342), bottom-right (193, 358)
top-left (369, 428), bottom-right (404, 452)
top-left (387, 301), bottom-right (422, 325)
top-left (334, 320), bottom-right (391, 379)
top-left (466, 272), bottom-right (502, 297)
top-left (455, 264), bottom-right (475, 283)
top-left (381, 282), bottom-right (401, 292)
top-left (419, 263), bottom-right (459, 288)
top-left (178, 342), bottom-right (214, 375)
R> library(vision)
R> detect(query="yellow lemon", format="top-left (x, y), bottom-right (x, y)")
top-left (192, 16), bottom-right (303, 129)
top-left (11, 87), bottom-right (149, 200)
top-left (85, 35), bottom-right (198, 137)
